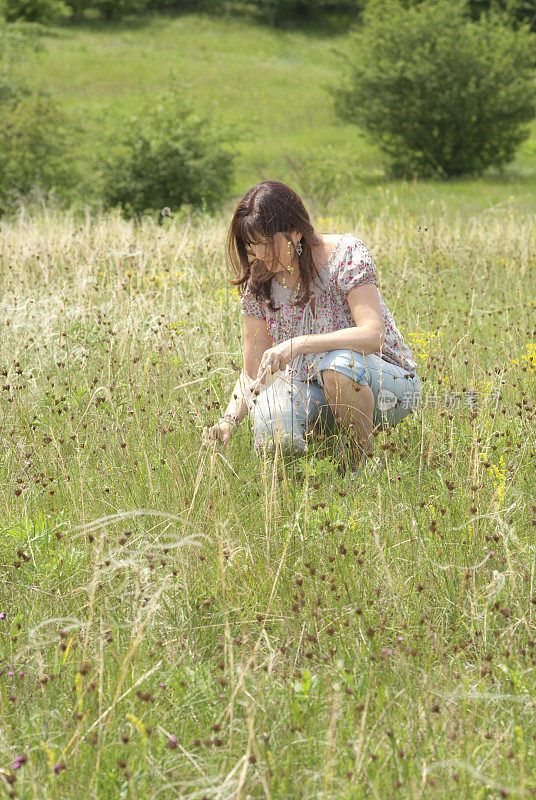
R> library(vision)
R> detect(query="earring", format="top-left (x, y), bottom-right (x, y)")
top-left (295, 238), bottom-right (303, 256)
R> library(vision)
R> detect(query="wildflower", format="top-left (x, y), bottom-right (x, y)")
top-left (521, 343), bottom-right (536, 370)
top-left (52, 761), bottom-right (66, 774)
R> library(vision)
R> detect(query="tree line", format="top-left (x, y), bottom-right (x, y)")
top-left (2, 0), bottom-right (535, 28)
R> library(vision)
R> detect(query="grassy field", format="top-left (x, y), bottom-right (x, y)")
top-left (3, 8), bottom-right (536, 798)
top-left (0, 204), bottom-right (535, 798)
top-left (16, 10), bottom-right (536, 219)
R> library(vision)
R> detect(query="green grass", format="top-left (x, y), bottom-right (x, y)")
top-left (0, 206), bottom-right (535, 798)
top-left (16, 10), bottom-right (536, 219)
top-left (3, 11), bottom-right (536, 797)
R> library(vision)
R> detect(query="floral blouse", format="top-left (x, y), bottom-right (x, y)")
top-left (239, 232), bottom-right (418, 383)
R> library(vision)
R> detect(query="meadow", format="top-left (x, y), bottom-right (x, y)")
top-left (0, 203), bottom-right (535, 798)
top-left (16, 9), bottom-right (536, 219)
top-left (2, 6), bottom-right (536, 798)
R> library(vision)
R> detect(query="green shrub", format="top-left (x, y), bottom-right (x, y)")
top-left (468, 0), bottom-right (535, 30)
top-left (4, 0), bottom-right (69, 23)
top-left (333, 0), bottom-right (536, 178)
top-left (0, 21), bottom-right (78, 214)
top-left (0, 91), bottom-right (77, 214)
top-left (365, 0), bottom-right (536, 31)
top-left (60, 0), bottom-right (148, 21)
top-left (100, 86), bottom-right (237, 218)
top-left (0, 13), bottom-right (45, 76)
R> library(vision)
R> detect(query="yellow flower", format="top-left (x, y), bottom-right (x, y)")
top-left (214, 288), bottom-right (235, 307)
top-left (489, 454), bottom-right (506, 511)
top-left (521, 343), bottom-right (536, 370)
top-left (408, 329), bottom-right (444, 362)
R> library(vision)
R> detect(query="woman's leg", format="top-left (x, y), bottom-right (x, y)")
top-left (250, 374), bottom-right (332, 456)
top-left (319, 373), bottom-right (376, 459)
top-left (313, 350), bottom-right (421, 461)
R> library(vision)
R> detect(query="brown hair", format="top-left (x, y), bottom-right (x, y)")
top-left (225, 180), bottom-right (323, 314)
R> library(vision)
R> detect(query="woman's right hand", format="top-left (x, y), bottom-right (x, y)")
top-left (201, 420), bottom-right (234, 448)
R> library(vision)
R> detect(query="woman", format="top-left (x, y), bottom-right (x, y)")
top-left (202, 181), bottom-right (421, 469)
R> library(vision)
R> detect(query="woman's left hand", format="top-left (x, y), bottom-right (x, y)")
top-left (257, 338), bottom-right (302, 381)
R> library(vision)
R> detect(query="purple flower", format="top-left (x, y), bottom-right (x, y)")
top-left (0, 612), bottom-right (6, 620)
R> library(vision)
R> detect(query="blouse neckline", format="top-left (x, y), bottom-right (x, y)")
top-left (270, 232), bottom-right (351, 303)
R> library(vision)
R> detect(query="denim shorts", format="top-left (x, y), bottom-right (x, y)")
top-left (250, 349), bottom-right (421, 454)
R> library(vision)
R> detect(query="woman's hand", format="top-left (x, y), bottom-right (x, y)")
top-left (257, 339), bottom-right (301, 381)
top-left (202, 420), bottom-right (234, 448)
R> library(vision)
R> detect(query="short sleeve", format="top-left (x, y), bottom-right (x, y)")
top-left (337, 238), bottom-right (378, 294)
top-left (239, 287), bottom-right (265, 320)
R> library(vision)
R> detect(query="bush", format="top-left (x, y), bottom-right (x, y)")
top-left (333, 0), bottom-right (536, 177)
top-left (365, 0), bottom-right (536, 31)
top-left (0, 91), bottom-right (77, 214)
top-left (4, 0), bottom-right (69, 23)
top-left (100, 85), bottom-right (237, 217)
top-left (467, 0), bottom-right (536, 30)
top-left (60, 0), bottom-right (149, 21)
top-left (0, 21), bottom-right (78, 214)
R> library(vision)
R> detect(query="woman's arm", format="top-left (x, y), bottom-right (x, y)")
top-left (220, 368), bottom-right (257, 425)
top-left (221, 314), bottom-right (274, 425)
top-left (294, 283), bottom-right (385, 356)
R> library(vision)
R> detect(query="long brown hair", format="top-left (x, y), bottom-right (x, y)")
top-left (225, 181), bottom-right (323, 314)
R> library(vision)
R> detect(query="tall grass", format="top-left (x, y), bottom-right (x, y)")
top-left (0, 203), bottom-right (535, 798)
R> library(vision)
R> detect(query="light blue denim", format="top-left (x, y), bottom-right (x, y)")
top-left (251, 349), bottom-right (421, 455)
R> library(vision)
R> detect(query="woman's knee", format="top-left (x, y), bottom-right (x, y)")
top-left (252, 387), bottom-right (307, 454)
top-left (320, 368), bottom-right (353, 393)
top-left (317, 350), bottom-right (368, 390)
top-left (373, 382), bottom-right (420, 428)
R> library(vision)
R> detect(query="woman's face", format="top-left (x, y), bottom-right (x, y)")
top-left (245, 231), bottom-right (297, 278)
